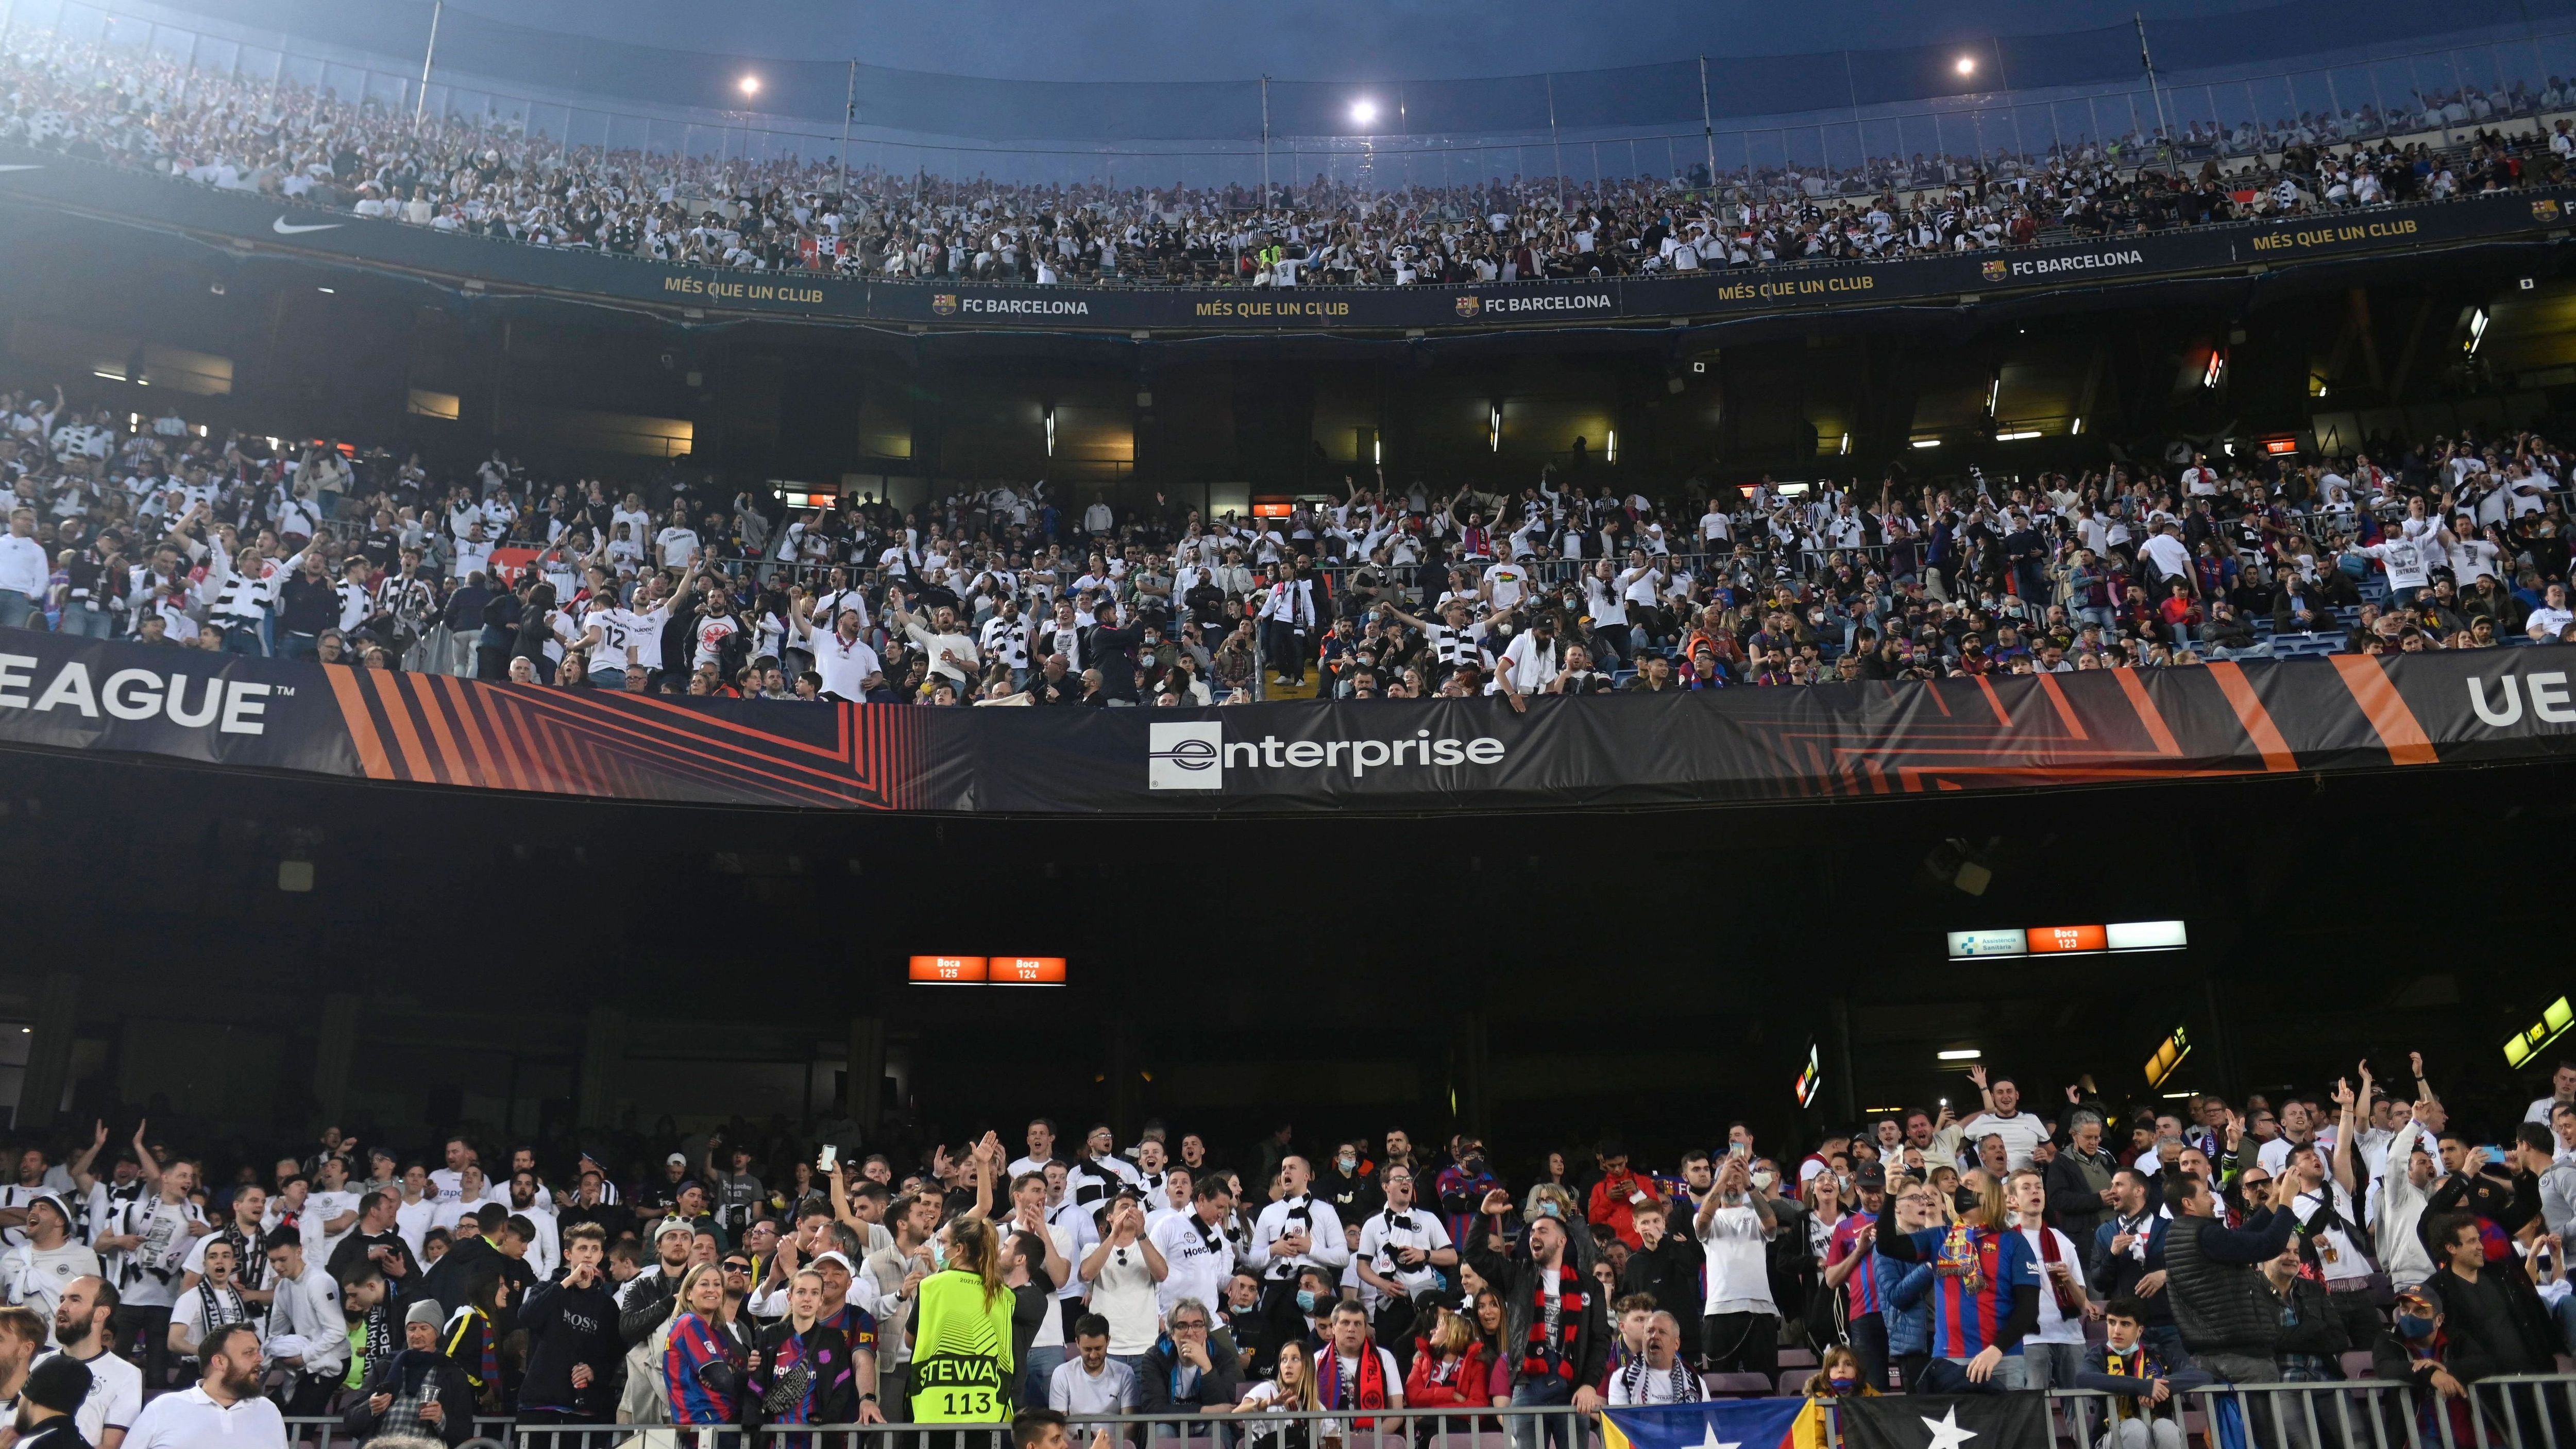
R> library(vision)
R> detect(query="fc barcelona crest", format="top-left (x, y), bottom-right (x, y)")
top-left (931, 294), bottom-right (958, 316)
top-left (1454, 295), bottom-right (1481, 318)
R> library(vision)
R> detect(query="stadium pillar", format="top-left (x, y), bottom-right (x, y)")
top-left (846, 1014), bottom-right (887, 1133)
top-left (309, 992), bottom-right (361, 1132)
top-left (577, 1007), bottom-right (626, 1132)
top-left (16, 973), bottom-right (77, 1131)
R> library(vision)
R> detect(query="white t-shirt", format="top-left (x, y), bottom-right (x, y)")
top-left (38, 1346), bottom-right (141, 1447)
top-left (395, 1198), bottom-right (437, 1261)
top-left (105, 1196), bottom-right (202, 1307)
top-left (1083, 1238), bottom-right (1161, 1355)
top-left (810, 630), bottom-right (883, 700)
top-left (9, 1241), bottom-right (100, 1333)
top-left (305, 1190), bottom-right (362, 1266)
top-left (1697, 1202), bottom-right (1777, 1315)
top-left (1959, 1112), bottom-right (2053, 1171)
top-left (1046, 1356), bottom-right (1137, 1414)
top-left (167, 1281), bottom-right (259, 1356)
top-left (1148, 1211), bottom-right (1236, 1316)
top-left (2530, 1096), bottom-right (2576, 1126)
top-left (1480, 562), bottom-right (1529, 609)
top-left (1352, 1207), bottom-right (1451, 1308)
top-left (121, 1383), bottom-right (287, 1449)
top-left (2016, 1225), bottom-right (2088, 1344)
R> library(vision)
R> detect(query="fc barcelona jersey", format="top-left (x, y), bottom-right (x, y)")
top-left (1890, 1224), bottom-right (2039, 1358)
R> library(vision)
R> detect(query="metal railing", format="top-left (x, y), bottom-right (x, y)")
top-left (277, 1372), bottom-right (2576, 1449)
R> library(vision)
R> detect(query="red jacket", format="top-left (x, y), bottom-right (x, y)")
top-left (1587, 1172), bottom-right (1663, 1250)
top-left (1404, 1343), bottom-right (1492, 1409)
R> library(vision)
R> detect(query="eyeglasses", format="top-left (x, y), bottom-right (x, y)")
top-left (1171, 1319), bottom-right (1208, 1331)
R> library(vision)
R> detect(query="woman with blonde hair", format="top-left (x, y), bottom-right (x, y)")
top-left (909, 1214), bottom-right (1015, 1425)
top-left (1871, 1168), bottom-right (2041, 1392)
top-left (661, 1260), bottom-right (753, 1426)
top-left (1228, 1337), bottom-right (1320, 1449)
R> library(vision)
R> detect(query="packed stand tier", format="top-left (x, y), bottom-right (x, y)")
top-left (0, 33), bottom-right (2571, 287)
top-left (0, 378), bottom-right (2570, 704)
top-left (0, 1060), bottom-right (2567, 1442)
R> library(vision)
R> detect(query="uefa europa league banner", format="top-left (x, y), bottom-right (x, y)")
top-left (4, 631), bottom-right (2576, 814)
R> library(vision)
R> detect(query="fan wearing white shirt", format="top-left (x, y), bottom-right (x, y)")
top-left (1351, 1167), bottom-right (1454, 1324)
top-left (122, 1323), bottom-right (286, 1449)
top-left (1958, 1069), bottom-right (2055, 1170)
top-left (1062, 1126), bottom-right (1143, 1214)
top-left (1249, 1157), bottom-right (1350, 1288)
top-left (1149, 1177), bottom-right (1239, 1317)
top-left (2526, 1061), bottom-right (2576, 1124)
top-left (1605, 1313), bottom-right (1704, 1404)
top-left (43, 1274), bottom-right (141, 1449)
top-left (2007, 1170), bottom-right (2088, 1391)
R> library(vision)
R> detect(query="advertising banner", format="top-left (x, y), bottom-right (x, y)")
top-left (7, 633), bottom-right (2576, 815)
top-left (0, 146), bottom-right (2560, 334)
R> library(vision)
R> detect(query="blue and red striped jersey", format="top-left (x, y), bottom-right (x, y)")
top-left (664, 1312), bottom-right (739, 1425)
top-left (1826, 1211), bottom-right (1880, 1317)
top-left (1890, 1224), bottom-right (2038, 1358)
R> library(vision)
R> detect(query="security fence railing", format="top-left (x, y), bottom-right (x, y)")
top-left (269, 1372), bottom-right (2576, 1449)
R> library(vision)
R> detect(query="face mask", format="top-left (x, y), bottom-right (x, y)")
top-left (1338, 1157), bottom-right (1357, 1173)
top-left (1828, 1376), bottom-right (1857, 1394)
top-left (1295, 1290), bottom-right (1319, 1314)
top-left (2397, 1314), bottom-right (2436, 1340)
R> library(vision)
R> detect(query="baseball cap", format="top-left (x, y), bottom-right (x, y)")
top-left (652, 1217), bottom-right (694, 1242)
top-left (1854, 1164), bottom-right (1887, 1193)
top-left (667, 1152), bottom-right (688, 1168)
top-left (809, 1251), bottom-right (855, 1274)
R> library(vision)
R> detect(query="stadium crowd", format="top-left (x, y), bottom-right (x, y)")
top-left (0, 1056), bottom-right (2556, 1447)
top-left (0, 31), bottom-right (2566, 288)
top-left (0, 373), bottom-right (2570, 705)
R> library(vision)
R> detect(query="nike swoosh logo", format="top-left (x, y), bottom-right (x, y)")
top-left (0, 165), bottom-right (41, 173)
top-left (273, 217), bottom-right (343, 234)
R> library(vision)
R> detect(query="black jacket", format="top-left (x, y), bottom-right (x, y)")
top-left (1618, 1236), bottom-right (1706, 1355)
top-left (1463, 1230), bottom-right (1611, 1390)
top-left (619, 1266), bottom-right (689, 1346)
top-left (1138, 1332), bottom-right (1244, 1413)
top-left (328, 1230), bottom-right (425, 1308)
top-left (2426, 1265), bottom-right (2558, 1380)
top-left (418, 1236), bottom-right (502, 1319)
top-left (340, 1348), bottom-right (479, 1447)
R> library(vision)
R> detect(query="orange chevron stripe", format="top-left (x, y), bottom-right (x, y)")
top-left (360, 669), bottom-right (433, 781)
top-left (321, 664), bottom-right (393, 780)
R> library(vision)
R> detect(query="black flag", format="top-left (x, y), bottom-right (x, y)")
top-left (1840, 1394), bottom-right (2051, 1449)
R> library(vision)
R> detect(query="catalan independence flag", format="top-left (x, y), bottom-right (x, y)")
top-left (1601, 1400), bottom-right (1806, 1449)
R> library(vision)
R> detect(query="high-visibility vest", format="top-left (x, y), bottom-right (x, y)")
top-left (907, 1268), bottom-right (1017, 1423)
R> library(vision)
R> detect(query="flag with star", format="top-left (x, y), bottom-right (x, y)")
top-left (1599, 1399), bottom-right (1805, 1449)
top-left (1840, 1394), bottom-right (2050, 1449)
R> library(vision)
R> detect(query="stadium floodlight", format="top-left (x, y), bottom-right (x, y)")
top-left (739, 75), bottom-right (762, 97)
top-left (1350, 99), bottom-right (1378, 127)
top-left (1955, 56), bottom-right (1977, 77)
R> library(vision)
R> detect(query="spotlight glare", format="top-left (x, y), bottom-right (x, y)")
top-left (1350, 99), bottom-right (1378, 127)
top-left (1956, 56), bottom-right (1976, 76)
top-left (738, 75), bottom-right (762, 96)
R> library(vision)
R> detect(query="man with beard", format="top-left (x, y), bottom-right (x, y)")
top-left (0, 1305), bottom-right (47, 1414)
top-left (13, 1353), bottom-right (92, 1449)
top-left (5, 1198), bottom-right (99, 1333)
top-left (39, 1277), bottom-right (137, 1449)
top-left (123, 1323), bottom-right (286, 1449)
